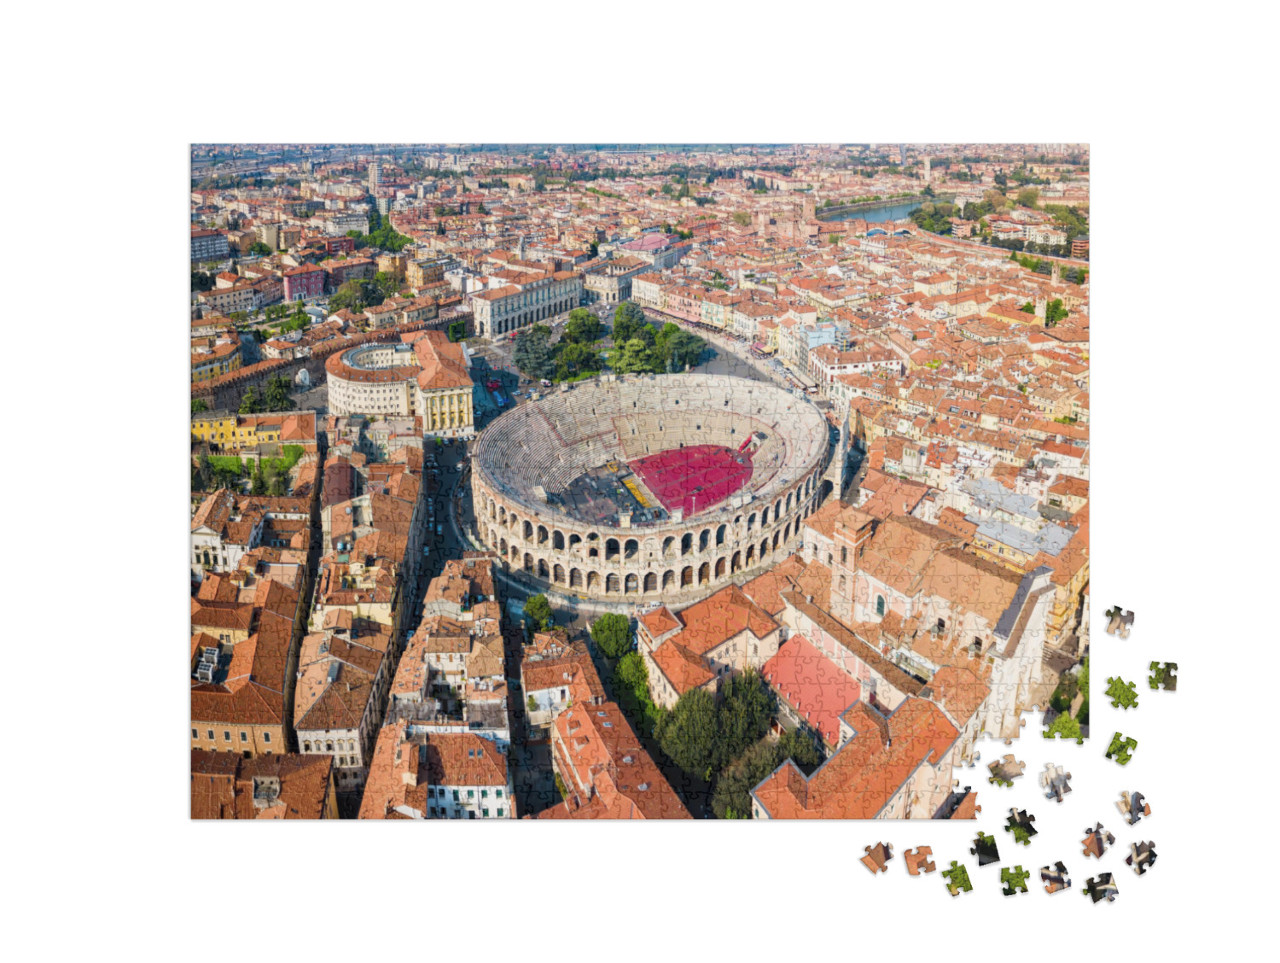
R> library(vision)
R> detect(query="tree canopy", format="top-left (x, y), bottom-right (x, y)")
top-left (523, 594), bottom-right (553, 633)
top-left (655, 668), bottom-right (774, 783)
top-left (710, 730), bottom-right (821, 819)
top-left (590, 613), bottom-right (631, 660)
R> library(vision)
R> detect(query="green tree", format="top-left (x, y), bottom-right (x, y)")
top-left (711, 738), bottom-right (779, 819)
top-left (656, 687), bottom-right (720, 781)
top-left (264, 374), bottom-right (295, 412)
top-left (249, 241), bottom-right (272, 256)
top-left (716, 668), bottom-right (773, 768)
top-left (1016, 187), bottom-right (1040, 209)
top-left (239, 385), bottom-right (263, 414)
top-left (523, 594), bottom-right (553, 633)
top-left (731, 210), bottom-right (751, 227)
top-left (373, 270), bottom-right (399, 299)
top-left (612, 301), bottom-right (648, 344)
top-left (613, 337), bottom-right (658, 374)
top-left (1045, 298), bottom-right (1069, 327)
top-left (828, 233), bottom-right (840, 244)
top-left (192, 397), bottom-right (209, 414)
top-left (191, 270), bottom-right (214, 292)
top-left (564, 308), bottom-right (602, 344)
top-left (195, 452), bottom-right (214, 491)
top-left (512, 326), bottom-right (556, 380)
top-left (591, 613), bottom-right (631, 660)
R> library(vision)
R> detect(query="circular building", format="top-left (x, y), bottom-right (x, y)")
top-left (470, 373), bottom-right (831, 602)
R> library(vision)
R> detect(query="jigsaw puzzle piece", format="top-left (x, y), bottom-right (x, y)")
top-left (1040, 763), bottom-right (1072, 802)
top-left (1104, 605), bottom-right (1134, 638)
top-left (1084, 873), bottom-right (1118, 902)
top-left (1040, 861), bottom-right (1071, 894)
top-left (1148, 661), bottom-right (1177, 691)
top-left (860, 842), bottom-right (893, 875)
top-left (1126, 841), bottom-right (1157, 875)
top-left (1081, 822), bottom-right (1115, 859)
top-left (1004, 808), bottom-right (1038, 845)
top-left (970, 831), bottom-right (1000, 866)
top-left (1105, 731), bottom-right (1138, 765)
top-left (987, 753), bottom-right (1026, 787)
top-left (1117, 790), bottom-right (1150, 825)
top-left (1105, 675), bottom-right (1138, 709)
top-left (903, 846), bottom-right (935, 876)
top-left (1000, 865), bottom-right (1030, 895)
top-left (941, 860), bottom-right (973, 896)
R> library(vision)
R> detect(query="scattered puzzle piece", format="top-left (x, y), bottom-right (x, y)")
top-left (1001, 865), bottom-right (1031, 895)
top-left (860, 842), bottom-right (893, 874)
top-left (941, 861), bottom-right (973, 896)
top-left (1117, 790), bottom-right (1151, 826)
top-left (1040, 763), bottom-right (1072, 802)
top-left (1041, 861), bottom-right (1072, 894)
top-left (1105, 676), bottom-right (1139, 709)
top-left (1148, 661), bottom-right (1178, 691)
top-left (1084, 872), bottom-right (1118, 902)
top-left (1004, 808), bottom-right (1038, 845)
top-left (970, 831), bottom-right (1001, 866)
top-left (987, 753), bottom-right (1026, 787)
top-left (903, 846), bottom-right (935, 876)
top-left (1126, 841), bottom-right (1157, 875)
top-left (1106, 731), bottom-right (1138, 765)
top-left (1104, 605), bottom-right (1134, 638)
top-left (1081, 822), bottom-right (1115, 859)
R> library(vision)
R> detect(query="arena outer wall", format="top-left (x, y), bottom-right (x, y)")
top-left (469, 373), bottom-right (832, 604)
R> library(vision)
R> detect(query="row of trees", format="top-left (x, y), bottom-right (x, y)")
top-left (910, 201), bottom-right (958, 234)
top-left (512, 307), bottom-right (607, 384)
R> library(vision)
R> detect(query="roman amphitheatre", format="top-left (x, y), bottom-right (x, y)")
top-left (470, 373), bottom-right (832, 603)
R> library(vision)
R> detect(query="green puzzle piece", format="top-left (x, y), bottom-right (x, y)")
top-left (1001, 865), bottom-right (1030, 895)
top-left (1106, 731), bottom-right (1138, 765)
top-left (942, 860), bottom-right (973, 896)
top-left (1148, 661), bottom-right (1178, 691)
top-left (1105, 676), bottom-right (1138, 709)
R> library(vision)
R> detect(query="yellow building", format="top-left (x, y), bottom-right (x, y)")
top-left (191, 337), bottom-right (243, 382)
top-left (191, 411), bottom-right (318, 453)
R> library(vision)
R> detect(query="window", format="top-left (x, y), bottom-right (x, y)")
top-left (207, 730), bottom-right (215, 740)
top-left (482, 808), bottom-right (490, 817)
top-left (452, 790), bottom-right (459, 801)
top-left (240, 732), bottom-right (247, 743)
top-left (496, 789), bottom-right (503, 798)
top-left (841, 546), bottom-right (847, 564)
top-left (876, 596), bottom-right (886, 617)
top-left (263, 732), bottom-right (271, 743)
top-left (191, 728), bottom-right (198, 739)
top-left (497, 808), bottom-right (504, 817)
top-left (481, 789), bottom-right (489, 799)
top-left (467, 789), bottom-right (475, 799)
top-left (223, 731), bottom-right (231, 742)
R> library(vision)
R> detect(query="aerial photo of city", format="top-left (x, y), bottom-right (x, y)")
top-left (190, 143), bottom-right (1091, 820)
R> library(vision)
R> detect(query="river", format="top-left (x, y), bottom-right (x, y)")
top-left (821, 199), bottom-right (923, 224)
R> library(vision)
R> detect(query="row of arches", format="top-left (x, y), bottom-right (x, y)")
top-left (492, 296), bottom-right (575, 335)
top-left (482, 473), bottom-right (821, 564)
top-left (490, 520), bottom-right (808, 597)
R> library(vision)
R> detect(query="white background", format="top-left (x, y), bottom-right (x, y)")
top-left (3, 2), bottom-right (1273, 959)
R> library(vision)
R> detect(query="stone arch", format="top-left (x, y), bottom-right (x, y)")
top-left (715, 556), bottom-right (727, 578)
top-left (499, 537), bottom-right (508, 556)
top-left (680, 566), bottom-right (694, 588)
top-left (681, 532), bottom-right (693, 556)
top-left (747, 512), bottom-right (757, 533)
top-left (606, 573), bottom-right (620, 593)
top-left (537, 558), bottom-right (549, 579)
top-left (606, 538), bottom-right (620, 561)
top-left (568, 533), bottom-right (582, 553)
top-left (553, 530), bottom-right (565, 550)
top-left (820, 478), bottom-right (834, 502)
top-left (760, 537), bottom-right (769, 558)
top-left (587, 532), bottom-right (600, 558)
top-left (624, 538), bottom-right (639, 559)
top-left (774, 498), bottom-right (783, 519)
top-left (785, 492), bottom-right (793, 514)
top-left (784, 521), bottom-right (792, 542)
top-left (643, 572), bottom-right (658, 593)
top-left (746, 544), bottom-right (756, 566)
top-left (773, 531), bottom-right (781, 551)
top-left (731, 550), bottom-right (742, 573)
top-left (537, 525), bottom-right (549, 547)
top-left (625, 573), bottom-right (639, 594)
top-left (662, 569), bottom-right (676, 589)
top-left (524, 520), bottom-right (534, 541)
top-left (586, 571), bottom-right (600, 591)
top-left (488, 499), bottom-right (496, 520)
top-left (523, 553), bottom-right (534, 573)
top-left (715, 523), bottom-right (727, 546)
top-left (498, 506), bottom-right (507, 525)
top-left (662, 535), bottom-right (676, 557)
top-left (569, 567), bottom-right (582, 588)
top-left (698, 561), bottom-right (710, 585)
top-left (699, 528), bottom-right (711, 552)
top-left (760, 507), bottom-right (769, 527)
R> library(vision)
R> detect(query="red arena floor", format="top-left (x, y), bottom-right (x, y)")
top-left (629, 445), bottom-right (753, 518)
